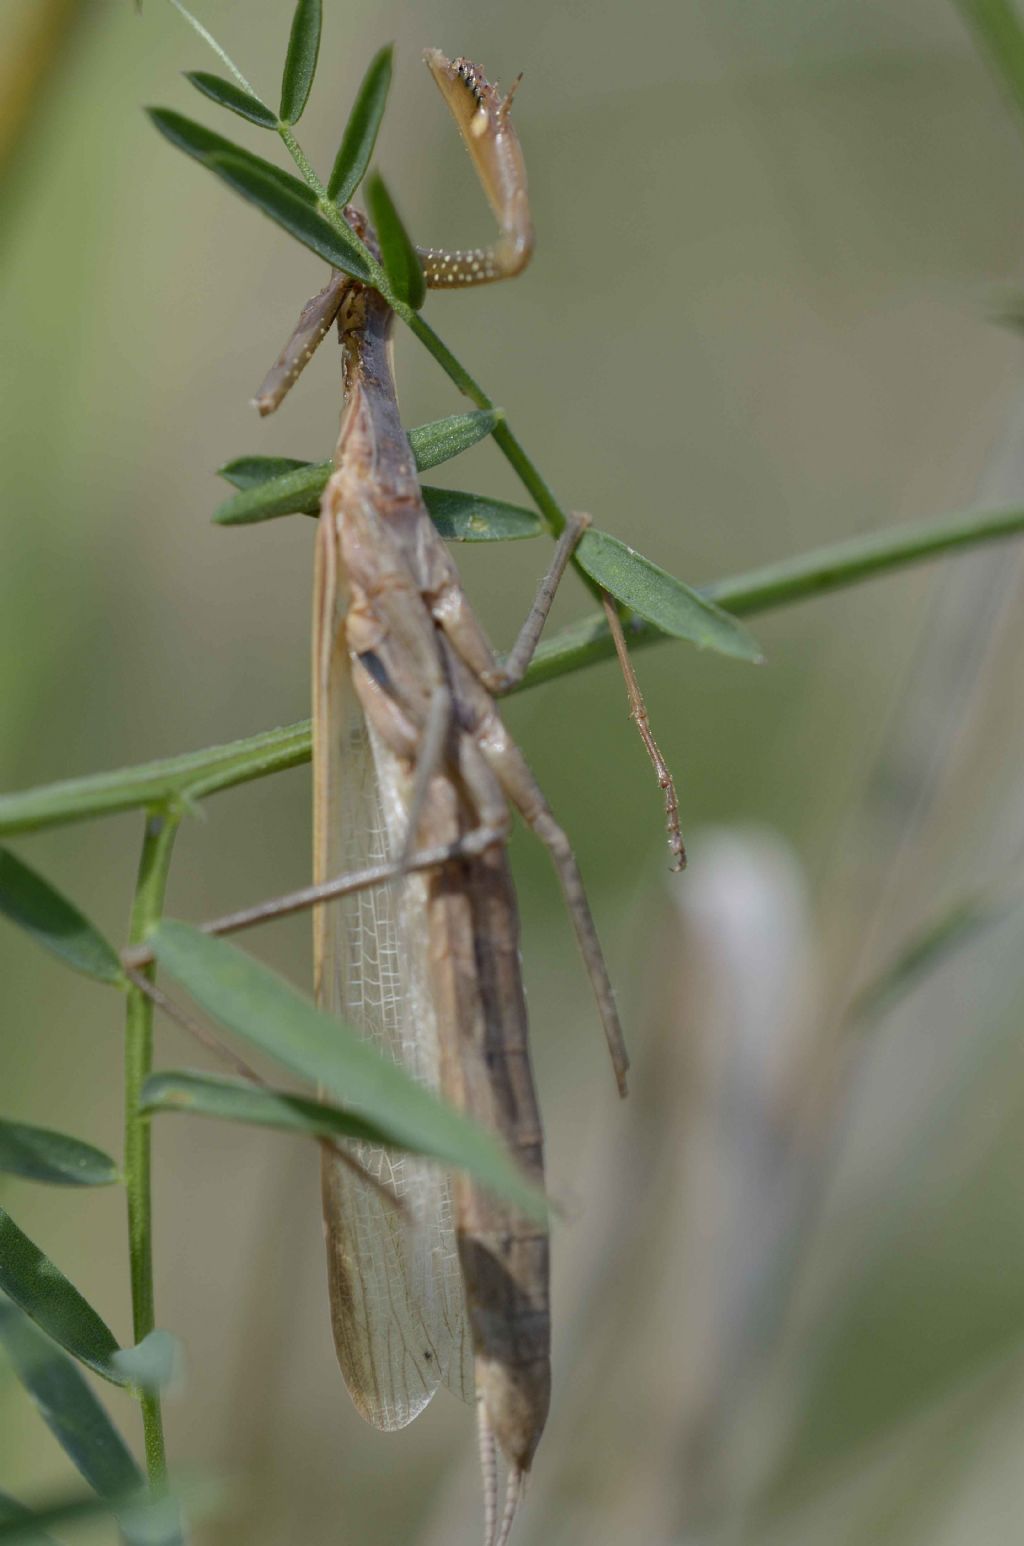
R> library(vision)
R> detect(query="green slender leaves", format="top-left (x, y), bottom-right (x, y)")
top-left (0, 1120), bottom-right (119, 1187)
top-left (410, 408), bottom-right (504, 470)
top-left (149, 922), bottom-right (546, 1219)
top-left (0, 1299), bottom-right (141, 1500)
top-left (147, 109), bottom-right (315, 206)
top-left (214, 459), bottom-right (327, 521)
top-left (279, 0), bottom-right (321, 125)
top-left (577, 529), bottom-right (763, 662)
top-left (366, 172), bottom-right (425, 309)
top-left (142, 1069), bottom-right (411, 1148)
top-left (213, 407), bottom-right (505, 524)
top-left (0, 848), bottom-right (123, 984)
top-left (216, 408), bottom-right (504, 510)
top-left (327, 44), bottom-right (393, 204)
top-left (422, 488), bottom-right (541, 542)
top-left (214, 465), bottom-right (539, 540)
top-left (218, 456), bottom-right (310, 492)
top-left (206, 151), bottom-right (371, 279)
top-left (184, 72), bottom-right (277, 128)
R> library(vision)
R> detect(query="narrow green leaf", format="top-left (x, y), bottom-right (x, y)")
top-left (365, 172), bottom-right (425, 309)
top-left (0, 1120), bottom-right (119, 1187)
top-left (279, 0), bottom-right (321, 125)
top-left (0, 848), bottom-right (123, 984)
top-left (422, 488), bottom-right (541, 542)
top-left (0, 1207), bottom-right (124, 1385)
top-left (142, 1069), bottom-right (410, 1148)
top-left (0, 1299), bottom-right (141, 1499)
top-left (410, 408), bottom-right (504, 470)
top-left (214, 459), bottom-right (328, 523)
top-left (205, 151), bottom-right (371, 280)
top-left (0, 1212), bottom-right (175, 1391)
top-left (217, 455), bottom-right (310, 491)
top-left (576, 529), bottom-right (763, 662)
top-left (149, 922), bottom-right (546, 1219)
top-left (184, 71), bottom-right (277, 128)
top-left (147, 108), bottom-right (315, 206)
top-left (327, 44), bottom-right (393, 204)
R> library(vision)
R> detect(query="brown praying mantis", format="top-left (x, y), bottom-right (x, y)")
top-left (272, 51), bottom-right (641, 1546)
top-left (131, 44), bottom-right (681, 1546)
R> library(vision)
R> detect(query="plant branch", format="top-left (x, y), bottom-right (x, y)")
top-left (124, 808), bottom-right (182, 1484)
top-left (3, 502), bottom-right (1024, 836)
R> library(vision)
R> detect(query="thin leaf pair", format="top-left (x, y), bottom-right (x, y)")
top-left (172, 0), bottom-right (321, 129)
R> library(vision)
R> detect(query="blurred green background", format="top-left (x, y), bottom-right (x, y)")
top-left (4, 0), bottom-right (1024, 1541)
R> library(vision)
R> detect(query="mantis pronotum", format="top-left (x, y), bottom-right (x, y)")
top-left (250, 51), bottom-right (631, 1545)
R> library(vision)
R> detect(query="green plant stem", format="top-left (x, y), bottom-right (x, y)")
top-left (402, 308), bottom-right (573, 541)
top-left (124, 808), bottom-right (181, 1484)
top-left (3, 501), bottom-right (1024, 836)
top-left (278, 122), bottom-right (320, 191)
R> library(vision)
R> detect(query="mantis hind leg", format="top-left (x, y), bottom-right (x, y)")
top-left (475, 723), bottom-right (629, 1096)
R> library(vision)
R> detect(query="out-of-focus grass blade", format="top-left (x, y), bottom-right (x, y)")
top-left (279, 0), bottom-right (321, 125)
top-left (205, 152), bottom-right (371, 279)
top-left (847, 889), bottom-right (1020, 1029)
top-left (0, 1299), bottom-right (141, 1499)
top-left (0, 1120), bottom-right (119, 1187)
top-left (365, 171), bottom-right (425, 309)
top-left (0, 1491), bottom-right (55, 1545)
top-left (327, 44), bottom-right (393, 204)
top-left (0, 1208), bottom-right (170, 1388)
top-left (184, 71), bottom-right (277, 128)
top-left (149, 922), bottom-right (547, 1219)
top-left (577, 529), bottom-right (763, 662)
top-left (954, 0), bottom-right (1024, 130)
top-left (422, 487), bottom-right (541, 541)
top-left (0, 848), bottom-right (123, 985)
top-left (0, 1486), bottom-right (187, 1546)
top-left (142, 1069), bottom-right (413, 1148)
top-left (147, 108), bottom-right (315, 205)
